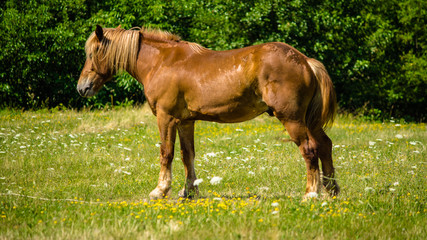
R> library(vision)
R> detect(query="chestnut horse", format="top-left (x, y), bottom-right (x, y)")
top-left (77, 25), bottom-right (340, 199)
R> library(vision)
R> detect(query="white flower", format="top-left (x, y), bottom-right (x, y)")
top-left (365, 187), bottom-right (375, 192)
top-left (306, 192), bottom-right (318, 198)
top-left (369, 141), bottom-right (376, 146)
top-left (395, 134), bottom-right (403, 139)
top-left (409, 141), bottom-right (417, 145)
top-left (389, 188), bottom-right (396, 192)
top-left (271, 202), bottom-right (279, 207)
top-left (393, 182), bottom-right (399, 186)
top-left (235, 128), bottom-right (244, 132)
top-left (248, 171), bottom-right (255, 175)
top-left (193, 179), bottom-right (203, 186)
top-left (321, 201), bottom-right (328, 207)
top-left (205, 152), bottom-right (217, 157)
top-left (272, 211), bottom-right (279, 215)
top-left (210, 176), bottom-right (222, 185)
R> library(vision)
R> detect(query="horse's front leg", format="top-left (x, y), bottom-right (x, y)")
top-left (177, 121), bottom-right (198, 198)
top-left (149, 111), bottom-right (177, 200)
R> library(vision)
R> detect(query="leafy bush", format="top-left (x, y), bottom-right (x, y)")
top-left (0, 0), bottom-right (425, 120)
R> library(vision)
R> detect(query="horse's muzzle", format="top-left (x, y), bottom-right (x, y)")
top-left (77, 80), bottom-right (96, 97)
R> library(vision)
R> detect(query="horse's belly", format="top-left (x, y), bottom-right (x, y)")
top-left (188, 97), bottom-right (269, 123)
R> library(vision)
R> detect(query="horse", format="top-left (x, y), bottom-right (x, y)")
top-left (77, 25), bottom-right (340, 200)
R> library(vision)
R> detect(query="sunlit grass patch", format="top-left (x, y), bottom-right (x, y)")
top-left (0, 106), bottom-right (425, 239)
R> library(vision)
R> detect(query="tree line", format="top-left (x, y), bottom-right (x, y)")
top-left (1, 0), bottom-right (425, 120)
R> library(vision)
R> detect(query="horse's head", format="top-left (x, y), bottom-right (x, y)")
top-left (77, 25), bottom-right (114, 97)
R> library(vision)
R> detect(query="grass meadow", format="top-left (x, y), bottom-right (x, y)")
top-left (0, 105), bottom-right (425, 239)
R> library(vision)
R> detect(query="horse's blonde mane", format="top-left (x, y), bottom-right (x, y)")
top-left (140, 27), bottom-right (209, 54)
top-left (140, 27), bottom-right (181, 41)
top-left (85, 27), bottom-right (209, 74)
top-left (85, 28), bottom-right (140, 75)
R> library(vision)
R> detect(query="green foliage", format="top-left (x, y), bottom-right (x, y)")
top-left (0, 0), bottom-right (425, 120)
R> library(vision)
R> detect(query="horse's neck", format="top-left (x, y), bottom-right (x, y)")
top-left (133, 40), bottom-right (183, 86)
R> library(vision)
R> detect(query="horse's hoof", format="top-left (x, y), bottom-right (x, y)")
top-left (178, 188), bottom-right (186, 198)
top-left (303, 191), bottom-right (319, 201)
top-left (149, 188), bottom-right (168, 200)
top-left (178, 187), bottom-right (198, 199)
top-left (329, 183), bottom-right (340, 196)
top-left (323, 178), bottom-right (340, 197)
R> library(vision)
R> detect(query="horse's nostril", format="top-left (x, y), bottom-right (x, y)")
top-left (77, 81), bottom-right (94, 97)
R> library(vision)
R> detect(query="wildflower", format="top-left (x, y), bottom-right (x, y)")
top-left (364, 187), bottom-right (375, 192)
top-left (369, 141), bottom-right (376, 146)
top-left (272, 211), bottom-right (279, 215)
top-left (409, 141), bottom-right (417, 145)
top-left (393, 182), bottom-right (399, 186)
top-left (321, 201), bottom-right (328, 207)
top-left (210, 176), bottom-right (222, 185)
top-left (389, 188), bottom-right (396, 192)
top-left (248, 171), bottom-right (255, 175)
top-left (395, 134), bottom-right (403, 139)
top-left (193, 179), bottom-right (203, 186)
top-left (271, 202), bottom-right (279, 207)
top-left (205, 152), bottom-right (217, 157)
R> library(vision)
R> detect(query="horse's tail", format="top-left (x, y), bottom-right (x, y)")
top-left (306, 58), bottom-right (337, 130)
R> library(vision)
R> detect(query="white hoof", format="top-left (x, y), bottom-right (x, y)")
top-left (149, 188), bottom-right (169, 200)
top-left (303, 192), bottom-right (319, 200)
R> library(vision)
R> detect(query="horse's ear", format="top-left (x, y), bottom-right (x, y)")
top-left (116, 25), bottom-right (121, 29)
top-left (95, 25), bottom-right (104, 41)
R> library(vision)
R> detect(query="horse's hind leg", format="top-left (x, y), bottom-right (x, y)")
top-left (177, 121), bottom-right (199, 198)
top-left (282, 121), bottom-right (322, 198)
top-left (312, 129), bottom-right (340, 196)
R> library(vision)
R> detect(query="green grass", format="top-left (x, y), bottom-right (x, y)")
top-left (0, 106), bottom-right (425, 239)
